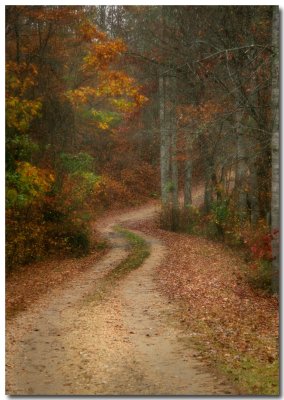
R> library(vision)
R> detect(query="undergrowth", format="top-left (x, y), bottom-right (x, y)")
top-left (160, 203), bottom-right (277, 294)
top-left (159, 202), bottom-right (278, 394)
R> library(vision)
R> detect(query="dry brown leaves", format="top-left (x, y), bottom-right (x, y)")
top-left (6, 243), bottom-right (107, 319)
top-left (128, 217), bottom-right (279, 374)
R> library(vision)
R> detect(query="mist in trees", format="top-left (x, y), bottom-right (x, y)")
top-left (6, 5), bottom-right (279, 292)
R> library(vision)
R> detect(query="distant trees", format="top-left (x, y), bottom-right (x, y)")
top-left (118, 5), bottom-right (279, 290)
top-left (270, 6), bottom-right (280, 292)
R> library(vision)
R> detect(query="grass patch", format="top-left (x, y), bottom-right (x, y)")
top-left (85, 227), bottom-right (150, 304)
top-left (217, 355), bottom-right (279, 395)
top-left (177, 314), bottom-right (279, 395)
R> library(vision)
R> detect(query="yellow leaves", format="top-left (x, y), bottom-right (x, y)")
top-left (98, 71), bottom-right (134, 97)
top-left (110, 95), bottom-right (148, 113)
top-left (6, 97), bottom-right (42, 132)
top-left (97, 121), bottom-right (109, 130)
top-left (49, 173), bottom-right (55, 183)
top-left (96, 71), bottom-right (148, 108)
top-left (66, 86), bottom-right (97, 106)
top-left (90, 110), bottom-right (121, 130)
top-left (6, 62), bottom-right (41, 132)
top-left (6, 62), bottom-right (38, 95)
top-left (67, 69), bottom-right (148, 121)
top-left (111, 98), bottom-right (133, 112)
top-left (16, 162), bottom-right (54, 197)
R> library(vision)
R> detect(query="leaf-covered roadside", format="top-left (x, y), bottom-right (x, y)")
top-left (129, 218), bottom-right (279, 395)
top-left (6, 235), bottom-right (108, 320)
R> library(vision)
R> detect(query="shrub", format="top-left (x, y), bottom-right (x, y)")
top-left (247, 260), bottom-right (274, 293)
top-left (66, 228), bottom-right (90, 257)
top-left (120, 162), bottom-right (159, 198)
top-left (94, 175), bottom-right (133, 208)
top-left (160, 205), bottom-right (180, 232)
top-left (178, 206), bottom-right (201, 234)
top-left (6, 162), bottom-right (54, 209)
top-left (208, 199), bottom-right (230, 238)
top-left (6, 209), bottom-right (48, 272)
top-left (60, 152), bottom-right (95, 174)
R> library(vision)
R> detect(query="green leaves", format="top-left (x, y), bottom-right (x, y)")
top-left (6, 135), bottom-right (39, 169)
top-left (6, 163), bottom-right (54, 209)
top-left (91, 110), bottom-right (122, 130)
top-left (60, 152), bottom-right (95, 174)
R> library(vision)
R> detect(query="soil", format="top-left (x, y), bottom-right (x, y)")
top-left (6, 198), bottom-right (235, 395)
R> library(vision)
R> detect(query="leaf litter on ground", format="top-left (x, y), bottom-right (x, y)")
top-left (126, 216), bottom-right (279, 395)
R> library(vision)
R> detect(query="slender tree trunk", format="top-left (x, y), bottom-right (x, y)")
top-left (99, 6), bottom-right (106, 30)
top-left (248, 162), bottom-right (259, 225)
top-left (204, 160), bottom-right (213, 213)
top-left (271, 6), bottom-right (279, 293)
top-left (14, 17), bottom-right (20, 64)
top-left (218, 166), bottom-right (226, 202)
top-left (159, 73), bottom-right (171, 206)
top-left (170, 75), bottom-right (178, 210)
top-left (235, 110), bottom-right (247, 219)
top-left (184, 134), bottom-right (192, 208)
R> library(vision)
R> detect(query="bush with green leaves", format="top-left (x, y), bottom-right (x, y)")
top-left (60, 152), bottom-right (95, 174)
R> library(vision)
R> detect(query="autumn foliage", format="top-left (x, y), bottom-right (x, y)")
top-left (5, 6), bottom-right (154, 272)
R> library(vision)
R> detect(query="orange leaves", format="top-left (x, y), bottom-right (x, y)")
top-left (67, 69), bottom-right (148, 126)
top-left (133, 92), bottom-right (148, 107)
top-left (79, 21), bottom-right (107, 42)
top-left (65, 22), bottom-right (147, 128)
top-left (99, 71), bottom-right (134, 95)
top-left (97, 70), bottom-right (148, 107)
top-left (82, 39), bottom-right (127, 71)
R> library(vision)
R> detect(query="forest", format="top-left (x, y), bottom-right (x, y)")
top-left (6, 5), bottom-right (279, 396)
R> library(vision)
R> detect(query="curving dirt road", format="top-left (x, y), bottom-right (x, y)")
top-left (6, 201), bottom-right (234, 395)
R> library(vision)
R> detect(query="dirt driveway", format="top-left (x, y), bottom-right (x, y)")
top-left (6, 201), bottom-right (234, 395)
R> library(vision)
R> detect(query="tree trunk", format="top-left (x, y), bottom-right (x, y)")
top-left (204, 160), bottom-right (213, 213)
top-left (14, 16), bottom-right (20, 64)
top-left (235, 110), bottom-right (247, 219)
top-left (170, 75), bottom-right (178, 210)
top-left (248, 163), bottom-right (259, 225)
top-left (270, 6), bottom-right (279, 293)
top-left (159, 73), bottom-right (171, 206)
top-left (184, 134), bottom-right (192, 208)
top-left (99, 6), bottom-right (106, 30)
